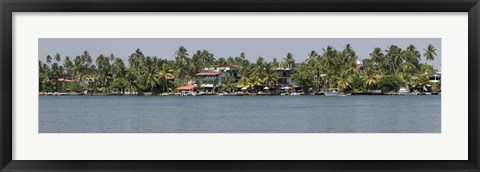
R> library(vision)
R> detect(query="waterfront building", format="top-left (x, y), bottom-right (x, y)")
top-left (192, 65), bottom-right (240, 92)
top-left (216, 64), bottom-right (240, 81)
top-left (176, 84), bottom-right (196, 96)
top-left (195, 71), bottom-right (223, 92)
top-left (276, 67), bottom-right (293, 87)
top-left (429, 72), bottom-right (441, 83)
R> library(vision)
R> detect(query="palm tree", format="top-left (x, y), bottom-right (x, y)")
top-left (40, 71), bottom-right (55, 92)
top-left (221, 76), bottom-right (237, 93)
top-left (237, 76), bottom-right (254, 90)
top-left (216, 57), bottom-right (228, 66)
top-left (63, 56), bottom-right (73, 77)
top-left (125, 68), bottom-right (137, 95)
top-left (423, 44), bottom-right (437, 62)
top-left (272, 58), bottom-right (279, 69)
top-left (361, 67), bottom-right (378, 92)
top-left (234, 52), bottom-right (250, 67)
top-left (74, 51), bottom-right (93, 83)
top-left (306, 50), bottom-right (323, 92)
top-left (263, 63), bottom-right (279, 86)
top-left (404, 44), bottom-right (421, 66)
top-left (282, 53), bottom-right (295, 69)
top-left (336, 71), bottom-right (352, 93)
top-left (39, 61), bottom-right (54, 92)
top-left (95, 54), bottom-right (111, 94)
top-left (385, 45), bottom-right (404, 75)
top-left (81, 51), bottom-right (93, 65)
top-left (50, 62), bottom-right (64, 92)
top-left (83, 65), bottom-right (99, 95)
top-left (157, 63), bottom-right (173, 93)
top-left (54, 53), bottom-right (61, 62)
top-left (341, 44), bottom-right (357, 65)
top-left (141, 56), bottom-right (158, 93)
top-left (291, 63), bottom-right (314, 92)
top-left (129, 48), bottom-right (144, 72)
top-left (112, 58), bottom-right (126, 79)
top-left (174, 46), bottom-right (191, 81)
top-left (46, 55), bottom-right (52, 64)
top-left (397, 72), bottom-right (413, 90)
top-left (370, 47), bottom-right (384, 65)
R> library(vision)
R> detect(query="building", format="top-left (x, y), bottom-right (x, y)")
top-left (216, 64), bottom-right (240, 82)
top-left (176, 84), bottom-right (196, 96)
top-left (192, 65), bottom-right (241, 92)
top-left (195, 71), bottom-right (223, 92)
top-left (429, 72), bottom-right (441, 83)
top-left (356, 60), bottom-right (363, 68)
top-left (276, 67), bottom-right (293, 87)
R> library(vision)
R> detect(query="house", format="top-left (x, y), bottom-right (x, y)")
top-left (429, 72), bottom-right (441, 83)
top-left (193, 65), bottom-right (241, 92)
top-left (195, 71), bottom-right (223, 92)
top-left (176, 84), bottom-right (196, 96)
top-left (216, 64), bottom-right (240, 81)
top-left (276, 67), bottom-right (293, 87)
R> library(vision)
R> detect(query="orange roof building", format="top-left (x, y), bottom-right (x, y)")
top-left (57, 78), bottom-right (73, 83)
top-left (176, 84), bottom-right (196, 90)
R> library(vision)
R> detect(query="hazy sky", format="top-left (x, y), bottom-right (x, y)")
top-left (39, 38), bottom-right (441, 68)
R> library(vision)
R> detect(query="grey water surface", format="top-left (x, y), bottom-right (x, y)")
top-left (39, 95), bottom-right (441, 133)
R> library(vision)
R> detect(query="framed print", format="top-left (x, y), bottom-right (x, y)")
top-left (1, 0), bottom-right (479, 171)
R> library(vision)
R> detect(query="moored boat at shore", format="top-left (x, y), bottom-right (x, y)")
top-left (324, 91), bottom-right (338, 96)
top-left (398, 87), bottom-right (410, 95)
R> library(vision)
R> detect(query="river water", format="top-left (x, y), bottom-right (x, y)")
top-left (39, 95), bottom-right (441, 133)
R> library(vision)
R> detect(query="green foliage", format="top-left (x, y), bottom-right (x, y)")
top-left (68, 82), bottom-right (82, 92)
top-left (378, 75), bottom-right (403, 92)
top-left (291, 63), bottom-right (313, 92)
top-left (351, 75), bottom-right (363, 91)
top-left (110, 78), bottom-right (127, 91)
top-left (221, 76), bottom-right (237, 93)
top-left (432, 81), bottom-right (441, 90)
top-left (39, 44), bottom-right (438, 95)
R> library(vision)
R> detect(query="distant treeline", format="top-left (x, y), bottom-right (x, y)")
top-left (39, 44), bottom-right (438, 94)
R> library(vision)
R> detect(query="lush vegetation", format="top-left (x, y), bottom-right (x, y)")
top-left (39, 44), bottom-right (438, 95)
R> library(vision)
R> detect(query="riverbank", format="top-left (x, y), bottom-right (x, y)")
top-left (39, 92), bottom-right (441, 96)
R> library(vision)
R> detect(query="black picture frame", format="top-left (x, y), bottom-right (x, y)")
top-left (1, 0), bottom-right (479, 171)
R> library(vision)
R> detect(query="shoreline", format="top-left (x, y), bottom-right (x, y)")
top-left (39, 92), bottom-right (441, 96)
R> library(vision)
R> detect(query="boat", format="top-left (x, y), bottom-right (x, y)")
top-left (338, 92), bottom-right (351, 96)
top-left (324, 91), bottom-right (338, 96)
top-left (398, 87), bottom-right (410, 95)
top-left (218, 92), bottom-right (249, 96)
top-left (180, 91), bottom-right (195, 96)
top-left (290, 92), bottom-right (304, 96)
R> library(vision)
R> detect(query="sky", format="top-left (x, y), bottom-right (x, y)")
top-left (39, 38), bottom-right (441, 68)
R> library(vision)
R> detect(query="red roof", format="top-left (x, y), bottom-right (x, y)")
top-left (176, 85), bottom-right (196, 90)
top-left (58, 78), bottom-right (73, 83)
top-left (196, 71), bottom-right (222, 75)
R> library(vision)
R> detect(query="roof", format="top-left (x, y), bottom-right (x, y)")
top-left (176, 85), bottom-right (196, 90)
top-left (58, 78), bottom-right (73, 83)
top-left (196, 71), bottom-right (222, 75)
